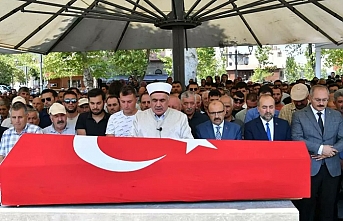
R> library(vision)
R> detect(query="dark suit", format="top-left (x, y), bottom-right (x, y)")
top-left (244, 117), bottom-right (291, 141)
top-left (292, 106), bottom-right (343, 221)
top-left (195, 120), bottom-right (241, 140)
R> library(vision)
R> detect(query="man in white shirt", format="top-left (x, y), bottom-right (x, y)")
top-left (131, 82), bottom-right (193, 139)
top-left (106, 85), bottom-right (139, 137)
top-left (43, 103), bottom-right (76, 135)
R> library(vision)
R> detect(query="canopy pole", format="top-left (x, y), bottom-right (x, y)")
top-left (315, 46), bottom-right (322, 79)
top-left (172, 26), bottom-right (185, 86)
top-left (171, 0), bottom-right (186, 87)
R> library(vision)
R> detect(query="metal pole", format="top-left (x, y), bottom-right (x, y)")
top-left (171, 0), bottom-right (185, 87)
top-left (25, 66), bottom-right (28, 86)
top-left (235, 49), bottom-right (238, 79)
top-left (39, 54), bottom-right (43, 92)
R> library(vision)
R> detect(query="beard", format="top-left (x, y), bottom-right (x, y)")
top-left (261, 112), bottom-right (273, 121)
top-left (91, 109), bottom-right (103, 115)
top-left (66, 107), bottom-right (77, 113)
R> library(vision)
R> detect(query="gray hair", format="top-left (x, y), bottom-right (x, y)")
top-left (220, 95), bottom-right (233, 106)
top-left (27, 105), bottom-right (40, 119)
top-left (334, 89), bottom-right (343, 101)
top-left (310, 85), bottom-right (329, 97)
top-left (11, 102), bottom-right (27, 114)
top-left (180, 91), bottom-right (196, 102)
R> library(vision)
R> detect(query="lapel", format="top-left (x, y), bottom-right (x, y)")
top-left (273, 118), bottom-right (279, 140)
top-left (256, 118), bottom-right (269, 140)
top-left (323, 108), bottom-right (332, 138)
top-left (304, 105), bottom-right (322, 135)
top-left (206, 121), bottom-right (216, 139)
top-left (222, 121), bottom-right (230, 139)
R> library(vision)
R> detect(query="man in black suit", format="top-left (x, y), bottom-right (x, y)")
top-left (244, 94), bottom-right (291, 141)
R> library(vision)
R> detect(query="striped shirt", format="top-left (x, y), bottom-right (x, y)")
top-left (0, 124), bottom-right (43, 157)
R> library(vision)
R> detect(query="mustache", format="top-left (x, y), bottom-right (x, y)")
top-left (57, 120), bottom-right (65, 124)
top-left (214, 118), bottom-right (221, 121)
top-left (186, 108), bottom-right (193, 111)
top-left (317, 105), bottom-right (325, 107)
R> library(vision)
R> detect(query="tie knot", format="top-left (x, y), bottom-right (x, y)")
top-left (266, 122), bottom-right (269, 126)
top-left (216, 126), bottom-right (221, 132)
top-left (317, 112), bottom-right (322, 117)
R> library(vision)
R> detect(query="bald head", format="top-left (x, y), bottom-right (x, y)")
top-left (168, 95), bottom-right (182, 111)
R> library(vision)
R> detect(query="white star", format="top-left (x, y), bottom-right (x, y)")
top-left (171, 139), bottom-right (217, 154)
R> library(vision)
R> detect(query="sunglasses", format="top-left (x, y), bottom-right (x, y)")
top-left (64, 98), bottom-right (77, 104)
top-left (189, 88), bottom-right (198, 91)
top-left (41, 97), bottom-right (52, 102)
top-left (233, 98), bottom-right (244, 104)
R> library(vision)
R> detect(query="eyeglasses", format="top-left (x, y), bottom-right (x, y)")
top-left (189, 88), bottom-right (198, 91)
top-left (233, 98), bottom-right (244, 104)
top-left (64, 98), bottom-right (77, 104)
top-left (41, 97), bottom-right (52, 102)
top-left (313, 98), bottom-right (329, 102)
top-left (208, 110), bottom-right (224, 116)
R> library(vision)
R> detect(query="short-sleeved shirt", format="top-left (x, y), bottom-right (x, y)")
top-left (105, 110), bottom-right (140, 137)
top-left (43, 123), bottom-right (76, 135)
top-left (0, 124), bottom-right (43, 156)
top-left (75, 111), bottom-right (111, 136)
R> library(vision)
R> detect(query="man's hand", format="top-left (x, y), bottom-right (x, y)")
top-left (322, 145), bottom-right (338, 157)
top-left (311, 154), bottom-right (328, 160)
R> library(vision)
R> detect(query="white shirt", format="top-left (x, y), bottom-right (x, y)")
top-left (106, 110), bottom-right (140, 137)
top-left (67, 114), bottom-right (79, 131)
top-left (212, 121), bottom-right (224, 137)
top-left (310, 105), bottom-right (325, 154)
top-left (260, 117), bottom-right (274, 141)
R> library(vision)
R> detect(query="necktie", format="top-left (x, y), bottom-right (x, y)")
top-left (266, 122), bottom-right (272, 141)
top-left (317, 112), bottom-right (324, 134)
top-left (215, 126), bottom-right (221, 140)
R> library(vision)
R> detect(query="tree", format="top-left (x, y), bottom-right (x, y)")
top-left (285, 57), bottom-right (300, 83)
top-left (322, 49), bottom-right (343, 73)
top-left (44, 50), bottom-right (151, 89)
top-left (251, 46), bottom-right (274, 82)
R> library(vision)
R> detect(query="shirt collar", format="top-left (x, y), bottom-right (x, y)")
top-left (260, 117), bottom-right (274, 125)
top-left (212, 120), bottom-right (224, 129)
top-left (310, 104), bottom-right (325, 115)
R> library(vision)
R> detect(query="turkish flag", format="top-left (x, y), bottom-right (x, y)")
top-left (0, 134), bottom-right (310, 206)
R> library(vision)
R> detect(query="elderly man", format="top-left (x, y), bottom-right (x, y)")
top-left (131, 82), bottom-right (193, 138)
top-left (333, 89), bottom-right (343, 116)
top-left (181, 91), bottom-right (209, 138)
top-left (0, 99), bottom-right (10, 124)
top-left (279, 83), bottom-right (309, 125)
top-left (106, 85), bottom-right (139, 137)
top-left (43, 103), bottom-right (75, 135)
top-left (168, 95), bottom-right (182, 111)
top-left (220, 95), bottom-right (244, 127)
top-left (0, 102), bottom-right (42, 162)
top-left (195, 100), bottom-right (241, 140)
top-left (244, 95), bottom-right (291, 141)
top-left (27, 105), bottom-right (40, 126)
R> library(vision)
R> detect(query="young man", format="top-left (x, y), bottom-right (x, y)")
top-left (76, 88), bottom-right (110, 136)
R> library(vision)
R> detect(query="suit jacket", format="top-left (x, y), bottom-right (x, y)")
top-left (291, 106), bottom-right (343, 177)
top-left (244, 117), bottom-right (291, 141)
top-left (195, 120), bottom-right (242, 140)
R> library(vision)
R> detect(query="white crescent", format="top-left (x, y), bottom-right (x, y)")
top-left (73, 136), bottom-right (165, 172)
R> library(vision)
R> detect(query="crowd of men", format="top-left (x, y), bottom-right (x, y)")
top-left (1, 73), bottom-right (343, 221)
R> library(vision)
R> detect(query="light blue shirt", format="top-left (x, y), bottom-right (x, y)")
top-left (43, 123), bottom-right (76, 135)
top-left (245, 107), bottom-right (279, 123)
top-left (212, 121), bottom-right (224, 137)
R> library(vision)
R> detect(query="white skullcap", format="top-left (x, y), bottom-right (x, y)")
top-left (146, 82), bottom-right (172, 95)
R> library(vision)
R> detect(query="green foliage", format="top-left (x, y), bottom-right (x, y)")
top-left (251, 46), bottom-right (273, 82)
top-left (322, 49), bottom-right (343, 72)
top-left (251, 67), bottom-right (273, 83)
top-left (196, 47), bottom-right (219, 79)
top-left (0, 59), bottom-right (15, 85)
top-left (159, 56), bottom-right (173, 75)
top-left (285, 44), bottom-right (303, 56)
top-left (285, 57), bottom-right (300, 83)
